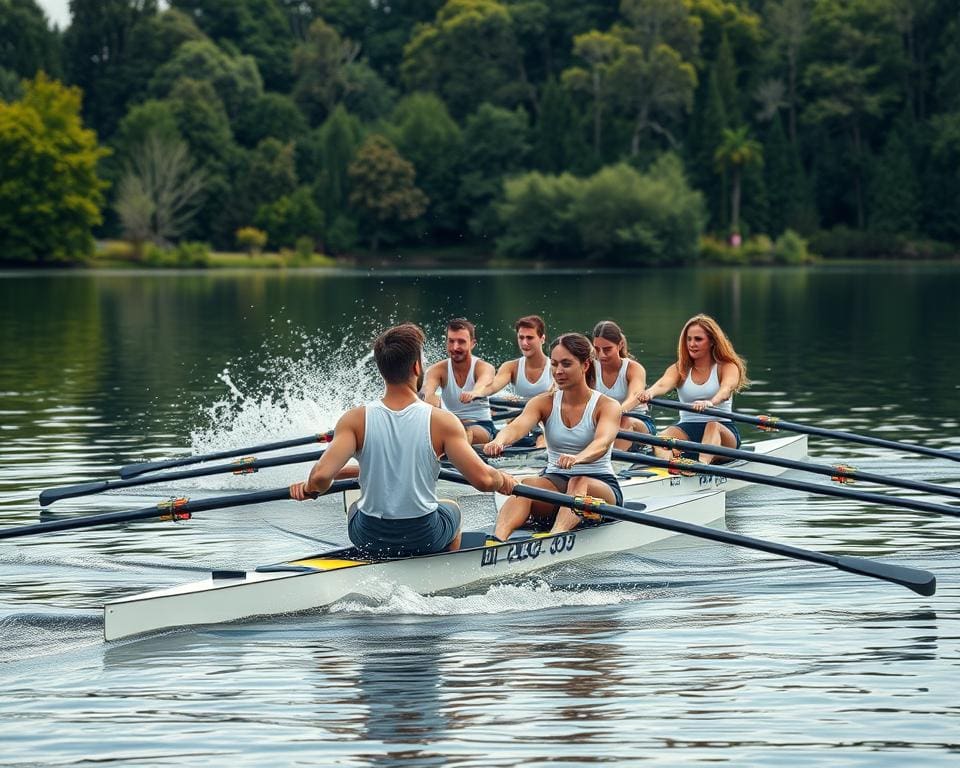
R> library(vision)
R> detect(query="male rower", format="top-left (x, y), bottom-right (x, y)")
top-left (290, 323), bottom-right (515, 556)
top-left (421, 317), bottom-right (498, 444)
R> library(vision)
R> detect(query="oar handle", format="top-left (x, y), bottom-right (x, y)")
top-left (618, 430), bottom-right (960, 500)
top-left (437, 469), bottom-right (935, 596)
top-left (5, 479), bottom-right (361, 541)
top-left (648, 398), bottom-right (960, 463)
top-left (614, 450), bottom-right (960, 518)
top-left (40, 449), bottom-right (329, 507)
top-left (119, 431), bottom-right (334, 478)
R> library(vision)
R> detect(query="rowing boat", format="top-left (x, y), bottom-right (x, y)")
top-left (489, 433), bottom-right (808, 508)
top-left (103, 489), bottom-right (725, 641)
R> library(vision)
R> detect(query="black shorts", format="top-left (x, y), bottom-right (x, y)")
top-left (347, 502), bottom-right (461, 558)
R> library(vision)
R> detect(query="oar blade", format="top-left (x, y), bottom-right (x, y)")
top-left (39, 481), bottom-right (110, 507)
top-left (836, 555), bottom-right (936, 597)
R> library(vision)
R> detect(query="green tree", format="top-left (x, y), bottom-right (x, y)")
top-left (292, 18), bottom-right (356, 126)
top-left (233, 92), bottom-right (308, 149)
top-left (765, 0), bottom-right (810, 143)
top-left (401, 0), bottom-right (523, 119)
top-left (0, 0), bottom-right (63, 77)
top-left (532, 78), bottom-right (587, 173)
top-left (457, 103), bottom-right (530, 237)
top-left (149, 39), bottom-right (263, 122)
top-left (869, 125), bottom-right (920, 234)
top-left (230, 137), bottom-right (299, 232)
top-left (496, 171), bottom-right (582, 260)
top-left (0, 73), bottom-right (110, 262)
top-left (348, 134), bottom-right (428, 251)
top-left (561, 31), bottom-right (622, 157)
top-left (170, 0), bottom-right (295, 91)
top-left (714, 126), bottom-right (763, 236)
top-left (312, 104), bottom-right (362, 220)
top-left (254, 186), bottom-right (323, 248)
top-left (386, 92), bottom-right (463, 238)
top-left (62, 0), bottom-right (158, 136)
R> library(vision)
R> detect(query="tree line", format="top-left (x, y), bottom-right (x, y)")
top-left (1, 0), bottom-right (957, 265)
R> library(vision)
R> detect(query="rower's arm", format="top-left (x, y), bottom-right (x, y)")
top-left (290, 410), bottom-right (360, 499)
top-left (461, 360), bottom-right (497, 401)
top-left (621, 360), bottom-right (648, 413)
top-left (638, 364), bottom-right (681, 403)
top-left (709, 362), bottom-right (741, 406)
top-left (470, 360), bottom-right (516, 399)
top-left (485, 395), bottom-right (546, 449)
top-left (420, 362), bottom-right (444, 407)
top-left (436, 410), bottom-right (515, 494)
top-left (571, 397), bottom-right (620, 465)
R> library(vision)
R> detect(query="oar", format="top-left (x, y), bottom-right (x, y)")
top-left (618, 430), bottom-right (960, 500)
top-left (3, 479), bottom-right (360, 541)
top-left (437, 469), bottom-right (935, 596)
top-left (613, 450), bottom-right (960, 519)
top-left (648, 398), bottom-right (960, 463)
top-left (40, 449), bottom-right (329, 507)
top-left (118, 431), bottom-right (334, 478)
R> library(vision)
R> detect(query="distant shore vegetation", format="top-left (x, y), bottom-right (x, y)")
top-left (2, 0), bottom-right (958, 268)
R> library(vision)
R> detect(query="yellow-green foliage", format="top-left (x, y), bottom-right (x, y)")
top-left (0, 74), bottom-right (110, 262)
top-left (236, 226), bottom-right (268, 254)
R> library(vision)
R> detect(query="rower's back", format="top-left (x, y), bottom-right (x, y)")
top-left (355, 399), bottom-right (439, 519)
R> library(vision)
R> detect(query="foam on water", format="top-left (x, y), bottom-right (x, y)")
top-left (188, 324), bottom-right (449, 458)
top-left (327, 577), bottom-right (656, 617)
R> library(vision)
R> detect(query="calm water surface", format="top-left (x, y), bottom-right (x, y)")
top-left (1, 265), bottom-right (959, 765)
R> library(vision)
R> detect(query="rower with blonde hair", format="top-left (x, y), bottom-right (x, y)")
top-left (638, 314), bottom-right (749, 464)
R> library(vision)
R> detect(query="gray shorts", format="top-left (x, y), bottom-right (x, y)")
top-left (347, 502), bottom-right (461, 558)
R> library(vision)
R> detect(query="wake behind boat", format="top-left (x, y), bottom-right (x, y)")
top-left (103, 490), bottom-right (727, 641)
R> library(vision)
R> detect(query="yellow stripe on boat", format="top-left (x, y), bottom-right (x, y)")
top-left (288, 558), bottom-right (368, 570)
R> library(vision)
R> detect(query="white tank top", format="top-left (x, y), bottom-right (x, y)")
top-left (513, 356), bottom-right (552, 399)
top-left (677, 363), bottom-right (732, 422)
top-left (594, 358), bottom-right (648, 413)
top-left (440, 358), bottom-right (492, 421)
top-left (356, 399), bottom-right (439, 519)
top-left (544, 390), bottom-right (614, 476)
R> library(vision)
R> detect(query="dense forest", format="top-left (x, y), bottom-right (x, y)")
top-left (1, 0), bottom-right (958, 265)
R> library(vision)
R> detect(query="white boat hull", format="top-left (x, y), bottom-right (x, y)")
top-left (104, 490), bottom-right (726, 641)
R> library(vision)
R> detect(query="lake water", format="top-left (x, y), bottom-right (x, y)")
top-left (1, 264), bottom-right (959, 765)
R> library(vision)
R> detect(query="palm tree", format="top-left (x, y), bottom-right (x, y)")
top-left (714, 126), bottom-right (763, 240)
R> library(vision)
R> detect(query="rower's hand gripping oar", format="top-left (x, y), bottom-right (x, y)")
top-left (4, 480), bottom-right (360, 540)
top-left (648, 398), bottom-right (960, 463)
top-left (40, 448), bottom-right (331, 507)
top-left (118, 431), bottom-right (334, 478)
top-left (618, 430), bottom-right (960, 500)
top-left (437, 469), bottom-right (936, 597)
top-left (614, 448), bottom-right (960, 519)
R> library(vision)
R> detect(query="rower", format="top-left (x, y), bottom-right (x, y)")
top-left (290, 323), bottom-right (516, 556)
top-left (484, 333), bottom-right (621, 541)
top-left (591, 320), bottom-right (656, 451)
top-left (638, 313), bottom-right (748, 465)
top-left (465, 314), bottom-right (552, 447)
top-left (421, 317), bottom-right (498, 444)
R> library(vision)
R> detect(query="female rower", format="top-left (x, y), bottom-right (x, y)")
top-left (638, 313), bottom-right (748, 464)
top-left (592, 320), bottom-right (656, 451)
top-left (484, 333), bottom-right (621, 541)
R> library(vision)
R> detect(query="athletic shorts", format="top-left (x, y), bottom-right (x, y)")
top-left (629, 412), bottom-right (657, 435)
top-left (463, 419), bottom-right (497, 441)
top-left (347, 502), bottom-right (461, 558)
top-left (539, 471), bottom-right (624, 507)
top-left (674, 420), bottom-right (741, 449)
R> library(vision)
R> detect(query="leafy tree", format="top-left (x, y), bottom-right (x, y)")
top-left (292, 18), bottom-right (357, 126)
top-left (714, 126), bottom-right (762, 236)
top-left (713, 32), bottom-right (741, 126)
top-left (496, 171), bottom-right (582, 259)
top-left (312, 105), bottom-right (363, 219)
top-left (236, 225), bottom-right (267, 254)
top-left (401, 0), bottom-right (524, 119)
top-left (255, 186), bottom-right (323, 248)
top-left (386, 92), bottom-right (463, 238)
top-left (561, 31), bottom-right (622, 157)
top-left (230, 137), bottom-right (299, 231)
top-left (869, 125), bottom-right (920, 234)
top-left (170, 0), bottom-right (295, 91)
top-left (348, 134), bottom-right (428, 251)
top-left (0, 73), bottom-right (110, 262)
top-left (114, 129), bottom-right (206, 248)
top-left (232, 92), bottom-right (308, 149)
top-left (765, 0), bottom-right (810, 143)
top-left (457, 103), bottom-right (530, 237)
top-left (62, 0), bottom-right (158, 136)
top-left (149, 39), bottom-right (263, 121)
top-left (532, 78), bottom-right (587, 173)
top-left (341, 61), bottom-right (396, 122)
top-left (0, 0), bottom-right (63, 77)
